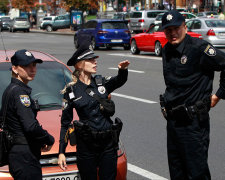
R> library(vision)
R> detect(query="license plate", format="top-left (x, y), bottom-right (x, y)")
top-left (219, 32), bottom-right (225, 36)
top-left (111, 39), bottom-right (122, 42)
top-left (43, 173), bottom-right (80, 180)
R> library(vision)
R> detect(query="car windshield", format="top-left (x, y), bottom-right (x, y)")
top-left (205, 20), bottom-right (225, 27)
top-left (130, 12), bottom-right (142, 18)
top-left (102, 22), bottom-right (127, 29)
top-left (155, 14), bottom-right (163, 20)
top-left (15, 18), bottom-right (28, 21)
top-left (0, 61), bottom-right (72, 110)
top-left (148, 24), bottom-right (162, 33)
top-left (0, 17), bottom-right (10, 21)
top-left (205, 12), bottom-right (218, 15)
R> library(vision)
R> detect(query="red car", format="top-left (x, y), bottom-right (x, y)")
top-left (130, 24), bottom-right (202, 56)
top-left (0, 50), bottom-right (127, 180)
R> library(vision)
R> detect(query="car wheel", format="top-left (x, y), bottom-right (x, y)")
top-left (91, 37), bottom-right (98, 50)
top-left (124, 44), bottom-right (130, 50)
top-left (130, 40), bottom-right (140, 54)
top-left (155, 41), bottom-right (162, 56)
top-left (74, 36), bottom-right (79, 49)
top-left (46, 25), bottom-right (53, 32)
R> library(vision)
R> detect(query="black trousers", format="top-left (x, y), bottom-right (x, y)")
top-left (76, 137), bottom-right (118, 180)
top-left (167, 113), bottom-right (211, 180)
top-left (8, 145), bottom-right (42, 180)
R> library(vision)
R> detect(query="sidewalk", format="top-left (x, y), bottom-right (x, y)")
top-left (30, 27), bottom-right (75, 36)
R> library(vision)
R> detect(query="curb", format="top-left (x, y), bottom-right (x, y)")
top-left (30, 29), bottom-right (75, 36)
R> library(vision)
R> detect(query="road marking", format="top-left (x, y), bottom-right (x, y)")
top-left (108, 53), bottom-right (162, 61)
top-left (111, 93), bottom-right (157, 104)
top-left (108, 67), bottom-right (145, 74)
top-left (128, 163), bottom-right (168, 180)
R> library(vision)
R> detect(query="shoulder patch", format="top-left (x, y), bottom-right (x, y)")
top-left (20, 95), bottom-right (31, 107)
top-left (204, 44), bottom-right (216, 56)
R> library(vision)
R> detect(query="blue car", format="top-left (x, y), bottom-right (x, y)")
top-left (74, 19), bottom-right (131, 50)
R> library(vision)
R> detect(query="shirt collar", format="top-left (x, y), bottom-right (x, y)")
top-left (166, 34), bottom-right (189, 54)
top-left (11, 77), bottom-right (32, 94)
top-left (77, 76), bottom-right (96, 91)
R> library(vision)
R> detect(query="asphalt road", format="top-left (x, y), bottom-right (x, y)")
top-left (1, 31), bottom-right (225, 180)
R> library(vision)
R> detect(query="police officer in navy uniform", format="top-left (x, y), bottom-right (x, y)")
top-left (0, 49), bottom-right (55, 180)
top-left (160, 10), bottom-right (225, 180)
top-left (58, 40), bottom-right (130, 180)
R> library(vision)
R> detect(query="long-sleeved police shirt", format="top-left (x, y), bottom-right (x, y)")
top-left (0, 78), bottom-right (54, 151)
top-left (59, 68), bottom-right (128, 154)
top-left (162, 34), bottom-right (225, 107)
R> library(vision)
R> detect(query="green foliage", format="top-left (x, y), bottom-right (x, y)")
top-left (0, 0), bottom-right (9, 13)
top-left (86, 15), bottom-right (96, 21)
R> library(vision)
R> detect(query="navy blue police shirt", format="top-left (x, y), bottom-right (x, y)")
top-left (59, 69), bottom-right (128, 154)
top-left (1, 78), bottom-right (55, 158)
top-left (162, 34), bottom-right (225, 108)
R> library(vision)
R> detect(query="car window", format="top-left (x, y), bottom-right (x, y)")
top-left (206, 12), bottom-right (218, 16)
top-left (15, 18), bottom-right (28, 21)
top-left (186, 20), bottom-right (193, 29)
top-left (155, 14), bottom-right (163, 20)
top-left (188, 14), bottom-right (196, 19)
top-left (0, 62), bottom-right (72, 110)
top-left (205, 20), bottom-right (225, 27)
top-left (43, 17), bottom-right (52, 21)
top-left (147, 12), bottom-right (161, 18)
top-left (192, 20), bottom-right (201, 29)
top-left (102, 22), bottom-right (127, 29)
top-left (197, 12), bottom-right (203, 16)
top-left (131, 12), bottom-right (142, 18)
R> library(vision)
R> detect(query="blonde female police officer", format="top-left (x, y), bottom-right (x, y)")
top-left (160, 10), bottom-right (225, 180)
top-left (58, 40), bottom-right (130, 180)
top-left (0, 49), bottom-right (55, 180)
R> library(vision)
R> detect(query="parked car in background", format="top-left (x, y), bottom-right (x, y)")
top-left (0, 50), bottom-right (127, 180)
top-left (197, 11), bottom-right (218, 18)
top-left (9, 17), bottom-right (30, 32)
top-left (154, 12), bottom-right (197, 25)
top-left (186, 18), bottom-right (225, 47)
top-left (130, 24), bottom-right (202, 56)
top-left (40, 14), bottom-right (70, 32)
top-left (0, 16), bottom-right (12, 31)
top-left (74, 19), bottom-right (131, 50)
top-left (40, 16), bottom-right (56, 29)
top-left (128, 10), bottom-right (166, 33)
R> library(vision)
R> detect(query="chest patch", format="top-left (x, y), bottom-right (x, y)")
top-left (98, 86), bottom-right (106, 94)
top-left (204, 44), bottom-right (216, 56)
top-left (20, 95), bottom-right (31, 107)
top-left (180, 55), bottom-right (188, 64)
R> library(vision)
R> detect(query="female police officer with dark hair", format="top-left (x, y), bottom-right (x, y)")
top-left (58, 40), bottom-right (130, 180)
top-left (0, 49), bottom-right (55, 180)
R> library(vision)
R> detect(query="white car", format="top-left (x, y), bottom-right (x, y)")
top-left (154, 12), bottom-right (197, 25)
top-left (40, 16), bottom-right (56, 29)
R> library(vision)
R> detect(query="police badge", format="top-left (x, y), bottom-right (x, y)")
top-left (98, 86), bottom-right (106, 94)
top-left (180, 55), bottom-right (187, 64)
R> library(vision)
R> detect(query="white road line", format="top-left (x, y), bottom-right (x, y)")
top-left (108, 67), bottom-right (145, 74)
top-left (111, 93), bottom-right (157, 104)
top-left (108, 53), bottom-right (162, 61)
top-left (128, 163), bottom-right (168, 180)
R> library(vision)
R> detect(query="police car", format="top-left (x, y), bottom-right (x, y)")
top-left (0, 50), bottom-right (127, 180)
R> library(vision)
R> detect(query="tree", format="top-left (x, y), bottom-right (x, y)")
top-left (11, 0), bottom-right (36, 12)
top-left (0, 0), bottom-right (9, 14)
top-left (61, 0), bottom-right (98, 12)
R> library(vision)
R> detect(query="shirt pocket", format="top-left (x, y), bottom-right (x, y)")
top-left (175, 59), bottom-right (194, 77)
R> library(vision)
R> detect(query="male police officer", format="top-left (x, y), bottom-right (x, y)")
top-left (160, 10), bottom-right (225, 180)
top-left (0, 49), bottom-right (55, 180)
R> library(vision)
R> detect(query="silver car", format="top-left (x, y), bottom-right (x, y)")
top-left (154, 12), bottom-right (197, 25)
top-left (9, 17), bottom-right (30, 32)
top-left (186, 18), bottom-right (225, 47)
top-left (128, 10), bottom-right (166, 33)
